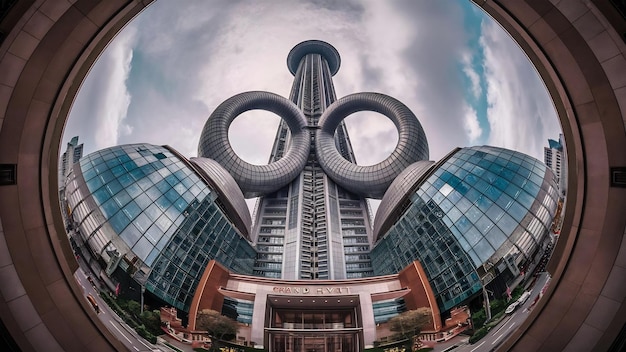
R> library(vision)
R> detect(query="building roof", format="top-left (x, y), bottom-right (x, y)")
top-left (287, 40), bottom-right (341, 76)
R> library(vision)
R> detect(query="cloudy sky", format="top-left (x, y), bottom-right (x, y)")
top-left (62, 0), bottom-right (561, 183)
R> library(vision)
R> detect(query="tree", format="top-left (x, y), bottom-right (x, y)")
top-left (126, 300), bottom-right (141, 318)
top-left (195, 309), bottom-right (238, 341)
top-left (388, 308), bottom-right (432, 339)
top-left (140, 310), bottom-right (162, 336)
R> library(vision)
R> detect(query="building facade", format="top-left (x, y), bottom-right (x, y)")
top-left (189, 41), bottom-right (559, 350)
top-left (64, 143), bottom-right (256, 312)
top-left (371, 146), bottom-right (560, 312)
top-left (189, 260), bottom-right (441, 351)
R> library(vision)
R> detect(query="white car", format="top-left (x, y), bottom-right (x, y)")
top-left (505, 302), bottom-right (519, 314)
top-left (517, 291), bottom-right (531, 305)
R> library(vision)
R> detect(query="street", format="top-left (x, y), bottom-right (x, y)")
top-left (441, 272), bottom-right (551, 352)
top-left (74, 266), bottom-right (165, 351)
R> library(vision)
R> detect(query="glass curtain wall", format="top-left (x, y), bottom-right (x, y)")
top-left (372, 146), bottom-right (559, 312)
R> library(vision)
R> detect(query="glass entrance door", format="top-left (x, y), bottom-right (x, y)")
top-left (270, 333), bottom-right (356, 352)
top-left (268, 308), bottom-right (360, 352)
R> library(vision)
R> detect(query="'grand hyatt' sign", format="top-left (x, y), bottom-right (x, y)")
top-left (272, 286), bottom-right (350, 295)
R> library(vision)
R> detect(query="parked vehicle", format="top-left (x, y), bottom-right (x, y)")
top-left (86, 294), bottom-right (100, 314)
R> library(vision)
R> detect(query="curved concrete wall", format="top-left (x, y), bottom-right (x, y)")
top-left (472, 1), bottom-right (626, 351)
top-left (0, 0), bottom-right (623, 351)
top-left (0, 1), bottom-right (153, 351)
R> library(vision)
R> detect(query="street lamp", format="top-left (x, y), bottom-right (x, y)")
top-left (482, 286), bottom-right (492, 321)
top-left (140, 284), bottom-right (145, 315)
top-left (481, 261), bottom-right (495, 322)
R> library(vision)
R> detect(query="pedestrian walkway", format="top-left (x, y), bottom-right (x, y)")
top-left (158, 335), bottom-right (195, 352)
top-left (430, 335), bottom-right (469, 351)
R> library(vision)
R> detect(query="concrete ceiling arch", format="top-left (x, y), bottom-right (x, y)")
top-left (0, 1), bottom-right (623, 351)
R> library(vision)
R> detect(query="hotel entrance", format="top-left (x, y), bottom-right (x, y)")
top-left (265, 295), bottom-right (362, 352)
top-left (270, 332), bottom-right (357, 352)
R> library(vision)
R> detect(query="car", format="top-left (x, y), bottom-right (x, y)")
top-left (86, 294), bottom-right (100, 314)
top-left (505, 301), bottom-right (519, 314)
top-left (517, 291), bottom-right (531, 305)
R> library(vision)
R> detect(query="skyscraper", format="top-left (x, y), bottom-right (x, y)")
top-left (198, 40), bottom-right (429, 281)
top-left (59, 136), bottom-right (84, 189)
top-left (544, 133), bottom-right (567, 198)
top-left (59, 136), bottom-right (84, 229)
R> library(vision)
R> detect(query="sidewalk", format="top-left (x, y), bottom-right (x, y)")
top-left (430, 334), bottom-right (469, 352)
top-left (158, 335), bottom-right (196, 352)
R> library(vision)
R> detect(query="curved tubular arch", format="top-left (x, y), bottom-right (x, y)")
top-left (198, 91), bottom-right (310, 198)
top-left (316, 92), bottom-right (429, 198)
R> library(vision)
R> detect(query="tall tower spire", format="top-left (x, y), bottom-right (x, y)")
top-left (198, 40), bottom-right (429, 280)
top-left (260, 40), bottom-right (362, 279)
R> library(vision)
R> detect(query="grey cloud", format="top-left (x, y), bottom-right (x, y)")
top-left (306, 0), bottom-right (364, 14)
top-left (391, 1), bottom-right (473, 159)
top-left (357, 53), bottom-right (385, 91)
top-left (65, 0), bottom-right (557, 170)
top-left (480, 19), bottom-right (560, 160)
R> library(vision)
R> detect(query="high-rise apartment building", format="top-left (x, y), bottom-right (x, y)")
top-left (59, 136), bottom-right (84, 189)
top-left (544, 134), bottom-right (567, 198)
top-left (59, 136), bottom-right (84, 229)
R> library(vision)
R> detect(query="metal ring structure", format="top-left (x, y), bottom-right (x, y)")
top-left (316, 92), bottom-right (429, 199)
top-left (198, 91), bottom-right (310, 198)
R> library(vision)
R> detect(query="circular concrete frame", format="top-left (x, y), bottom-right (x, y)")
top-left (0, 1), bottom-right (624, 351)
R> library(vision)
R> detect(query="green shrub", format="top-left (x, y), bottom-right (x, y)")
top-left (490, 299), bottom-right (507, 315)
top-left (97, 293), bottom-right (158, 343)
top-left (469, 326), bottom-right (489, 343)
top-left (140, 310), bottom-right (162, 336)
top-left (472, 309), bottom-right (486, 329)
top-left (133, 325), bottom-right (156, 344)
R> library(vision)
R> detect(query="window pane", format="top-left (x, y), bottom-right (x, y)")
top-left (474, 239), bottom-right (494, 263)
top-left (133, 236), bottom-right (153, 261)
top-left (486, 226), bottom-right (506, 249)
top-left (109, 211), bottom-right (130, 233)
top-left (122, 201), bottom-right (141, 219)
top-left (101, 198), bottom-right (120, 218)
top-left (464, 226), bottom-right (482, 247)
top-left (497, 213), bottom-right (518, 234)
top-left (120, 223), bottom-right (142, 247)
top-left (113, 189), bottom-right (131, 208)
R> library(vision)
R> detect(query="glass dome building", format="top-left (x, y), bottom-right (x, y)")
top-left (64, 143), bottom-right (256, 312)
top-left (371, 146), bottom-right (560, 312)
